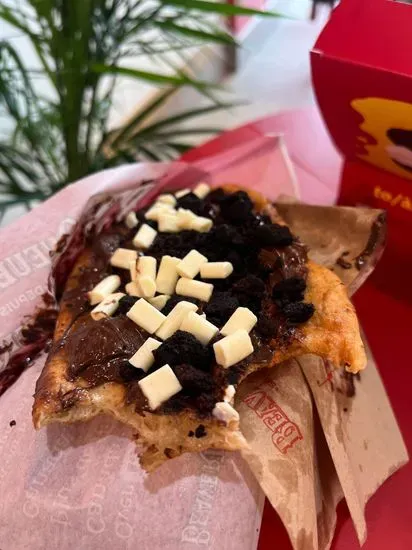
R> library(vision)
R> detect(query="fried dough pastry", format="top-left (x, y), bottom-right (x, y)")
top-left (33, 185), bottom-right (366, 471)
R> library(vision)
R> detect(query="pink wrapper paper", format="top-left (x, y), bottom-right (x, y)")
top-left (0, 135), bottom-right (293, 550)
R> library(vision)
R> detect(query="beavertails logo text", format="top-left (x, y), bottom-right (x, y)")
top-left (243, 386), bottom-right (303, 454)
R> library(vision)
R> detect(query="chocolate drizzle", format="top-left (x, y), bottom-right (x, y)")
top-left (336, 255), bottom-right (352, 270)
top-left (355, 213), bottom-right (386, 270)
top-left (0, 294), bottom-right (57, 397)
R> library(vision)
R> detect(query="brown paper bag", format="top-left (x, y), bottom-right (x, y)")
top-left (237, 362), bottom-right (319, 549)
top-left (237, 362), bottom-right (344, 550)
top-left (275, 201), bottom-right (386, 294)
top-left (237, 202), bottom-right (408, 550)
top-left (299, 347), bottom-right (409, 545)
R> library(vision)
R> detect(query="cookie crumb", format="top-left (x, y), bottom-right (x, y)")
top-left (336, 255), bottom-right (352, 269)
top-left (282, 302), bottom-right (315, 324)
top-left (195, 425), bottom-right (207, 438)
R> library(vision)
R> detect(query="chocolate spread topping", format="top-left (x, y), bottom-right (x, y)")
top-left (45, 189), bottom-right (313, 417)
top-left (66, 316), bottom-right (146, 385)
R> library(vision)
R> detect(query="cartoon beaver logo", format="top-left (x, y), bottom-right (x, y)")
top-left (351, 97), bottom-right (412, 180)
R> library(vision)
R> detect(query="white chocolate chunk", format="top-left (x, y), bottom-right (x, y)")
top-left (110, 248), bottom-right (138, 270)
top-left (145, 203), bottom-right (174, 221)
top-left (177, 249), bottom-right (208, 279)
top-left (157, 193), bottom-right (176, 206)
top-left (156, 301), bottom-right (198, 340)
top-left (190, 215), bottom-right (213, 233)
top-left (213, 402), bottom-right (239, 424)
top-left (91, 292), bottom-right (125, 320)
top-left (148, 294), bottom-right (170, 311)
top-left (129, 337), bottom-right (162, 372)
top-left (176, 208), bottom-right (197, 229)
top-left (180, 311), bottom-right (218, 345)
top-left (126, 298), bottom-right (166, 334)
top-left (213, 329), bottom-right (253, 368)
top-left (220, 307), bottom-right (257, 336)
top-left (223, 385), bottom-right (236, 403)
top-left (125, 281), bottom-right (142, 297)
top-left (125, 211), bottom-right (138, 229)
top-left (156, 255), bottom-right (181, 295)
top-left (137, 256), bottom-right (157, 280)
top-left (175, 188), bottom-right (190, 198)
top-left (176, 278), bottom-right (214, 302)
top-left (200, 261), bottom-right (233, 279)
top-left (133, 224), bottom-right (157, 249)
top-left (138, 364), bottom-right (182, 410)
top-left (158, 212), bottom-right (180, 233)
top-left (129, 259), bottom-right (138, 281)
top-left (88, 275), bottom-right (121, 305)
top-left (136, 275), bottom-right (156, 298)
top-left (193, 182), bottom-right (210, 199)
top-left (144, 205), bottom-right (161, 221)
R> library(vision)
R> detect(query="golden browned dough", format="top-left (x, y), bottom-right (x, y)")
top-left (33, 185), bottom-right (366, 471)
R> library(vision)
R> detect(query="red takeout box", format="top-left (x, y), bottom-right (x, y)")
top-left (311, 0), bottom-right (412, 302)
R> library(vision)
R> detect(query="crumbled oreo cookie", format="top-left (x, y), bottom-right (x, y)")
top-left (116, 295), bottom-right (139, 316)
top-left (232, 275), bottom-right (266, 314)
top-left (195, 425), bottom-right (207, 438)
top-left (193, 231), bottom-right (225, 262)
top-left (204, 291), bottom-right (239, 326)
top-left (194, 392), bottom-right (219, 415)
top-left (254, 214), bottom-right (272, 226)
top-left (219, 191), bottom-right (254, 224)
top-left (272, 277), bottom-right (306, 305)
top-left (207, 188), bottom-right (227, 204)
top-left (162, 295), bottom-right (201, 316)
top-left (256, 314), bottom-right (279, 340)
top-left (161, 384), bottom-right (216, 416)
top-left (214, 224), bottom-right (244, 246)
top-left (226, 250), bottom-right (247, 275)
top-left (233, 275), bottom-right (265, 297)
top-left (225, 363), bottom-right (247, 385)
top-left (250, 223), bottom-right (294, 248)
top-left (173, 364), bottom-right (216, 395)
top-left (177, 192), bottom-right (204, 215)
top-left (282, 302), bottom-right (315, 324)
top-left (150, 230), bottom-right (197, 259)
top-left (153, 331), bottom-right (212, 371)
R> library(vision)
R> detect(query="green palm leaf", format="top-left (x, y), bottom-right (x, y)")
top-left (0, 0), bottom-right (282, 220)
top-left (91, 63), bottom-right (221, 90)
top-left (133, 102), bottom-right (238, 136)
top-left (153, 20), bottom-right (238, 45)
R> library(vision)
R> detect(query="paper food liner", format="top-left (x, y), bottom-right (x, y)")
top-left (237, 202), bottom-right (408, 550)
top-left (0, 136), bottom-right (408, 550)
top-left (0, 136), bottom-right (293, 550)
